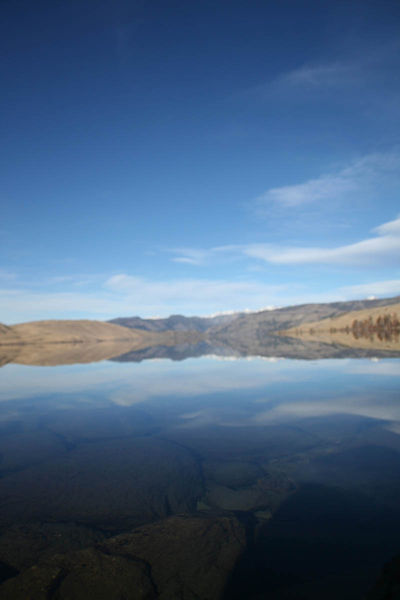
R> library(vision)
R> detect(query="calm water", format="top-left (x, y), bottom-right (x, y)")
top-left (0, 353), bottom-right (400, 598)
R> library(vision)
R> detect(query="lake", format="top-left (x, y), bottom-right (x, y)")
top-left (0, 349), bottom-right (399, 598)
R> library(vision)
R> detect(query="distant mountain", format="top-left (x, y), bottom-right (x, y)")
top-left (109, 313), bottom-right (239, 332)
top-left (110, 297), bottom-right (400, 338)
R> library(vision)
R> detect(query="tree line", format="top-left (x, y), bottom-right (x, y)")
top-left (329, 312), bottom-right (400, 341)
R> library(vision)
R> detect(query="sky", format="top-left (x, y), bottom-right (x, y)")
top-left (1, 0), bottom-right (400, 323)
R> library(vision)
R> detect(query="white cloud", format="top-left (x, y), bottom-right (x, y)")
top-left (172, 249), bottom-right (210, 266)
top-left (256, 153), bottom-right (400, 208)
top-left (171, 245), bottom-right (239, 266)
top-left (257, 173), bottom-right (355, 208)
top-left (375, 217), bottom-right (400, 236)
top-left (244, 216), bottom-right (400, 266)
top-left (173, 215), bottom-right (400, 269)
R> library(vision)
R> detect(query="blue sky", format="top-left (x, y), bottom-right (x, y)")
top-left (1, 0), bottom-right (400, 323)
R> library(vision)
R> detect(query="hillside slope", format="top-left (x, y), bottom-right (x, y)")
top-left (283, 302), bottom-right (400, 334)
top-left (0, 323), bottom-right (20, 344)
top-left (281, 302), bottom-right (400, 351)
top-left (1, 320), bottom-right (144, 345)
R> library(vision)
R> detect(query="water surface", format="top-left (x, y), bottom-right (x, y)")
top-left (0, 352), bottom-right (399, 598)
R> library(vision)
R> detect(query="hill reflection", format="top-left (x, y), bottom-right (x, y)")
top-left (1, 331), bottom-right (399, 367)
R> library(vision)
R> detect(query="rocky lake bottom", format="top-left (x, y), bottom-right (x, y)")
top-left (0, 351), bottom-right (399, 598)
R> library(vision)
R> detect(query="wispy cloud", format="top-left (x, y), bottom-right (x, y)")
top-left (244, 215), bottom-right (400, 266)
top-left (171, 245), bottom-right (240, 266)
top-left (276, 62), bottom-right (356, 89)
top-left (257, 172), bottom-right (355, 208)
top-left (238, 60), bottom-right (359, 103)
top-left (172, 249), bottom-right (209, 266)
top-left (237, 45), bottom-right (400, 138)
top-left (255, 153), bottom-right (400, 209)
top-left (172, 214), bottom-right (400, 270)
top-left (241, 42), bottom-right (400, 101)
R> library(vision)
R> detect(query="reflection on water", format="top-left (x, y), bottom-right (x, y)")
top-left (352, 329), bottom-right (400, 342)
top-left (1, 327), bottom-right (400, 368)
top-left (0, 348), bottom-right (399, 599)
top-left (350, 313), bottom-right (400, 341)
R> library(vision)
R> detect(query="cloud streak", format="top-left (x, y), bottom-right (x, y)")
top-left (173, 215), bottom-right (400, 268)
top-left (255, 153), bottom-right (400, 208)
top-left (241, 43), bottom-right (400, 102)
top-left (244, 216), bottom-right (400, 266)
top-left (237, 61), bottom-right (357, 103)
top-left (171, 245), bottom-right (240, 267)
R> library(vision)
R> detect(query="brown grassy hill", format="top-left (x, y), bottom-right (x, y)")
top-left (0, 323), bottom-right (21, 344)
top-left (0, 320), bottom-right (202, 366)
top-left (7, 340), bottom-right (143, 366)
top-left (281, 303), bottom-right (400, 351)
top-left (283, 302), bottom-right (400, 332)
top-left (1, 320), bottom-right (144, 346)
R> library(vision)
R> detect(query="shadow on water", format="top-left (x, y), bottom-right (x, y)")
top-left (224, 483), bottom-right (400, 600)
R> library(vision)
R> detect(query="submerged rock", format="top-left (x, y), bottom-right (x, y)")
top-left (0, 515), bottom-right (246, 600)
top-left (203, 460), bottom-right (263, 488)
top-left (0, 522), bottom-right (107, 571)
top-left (201, 460), bottom-right (295, 514)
